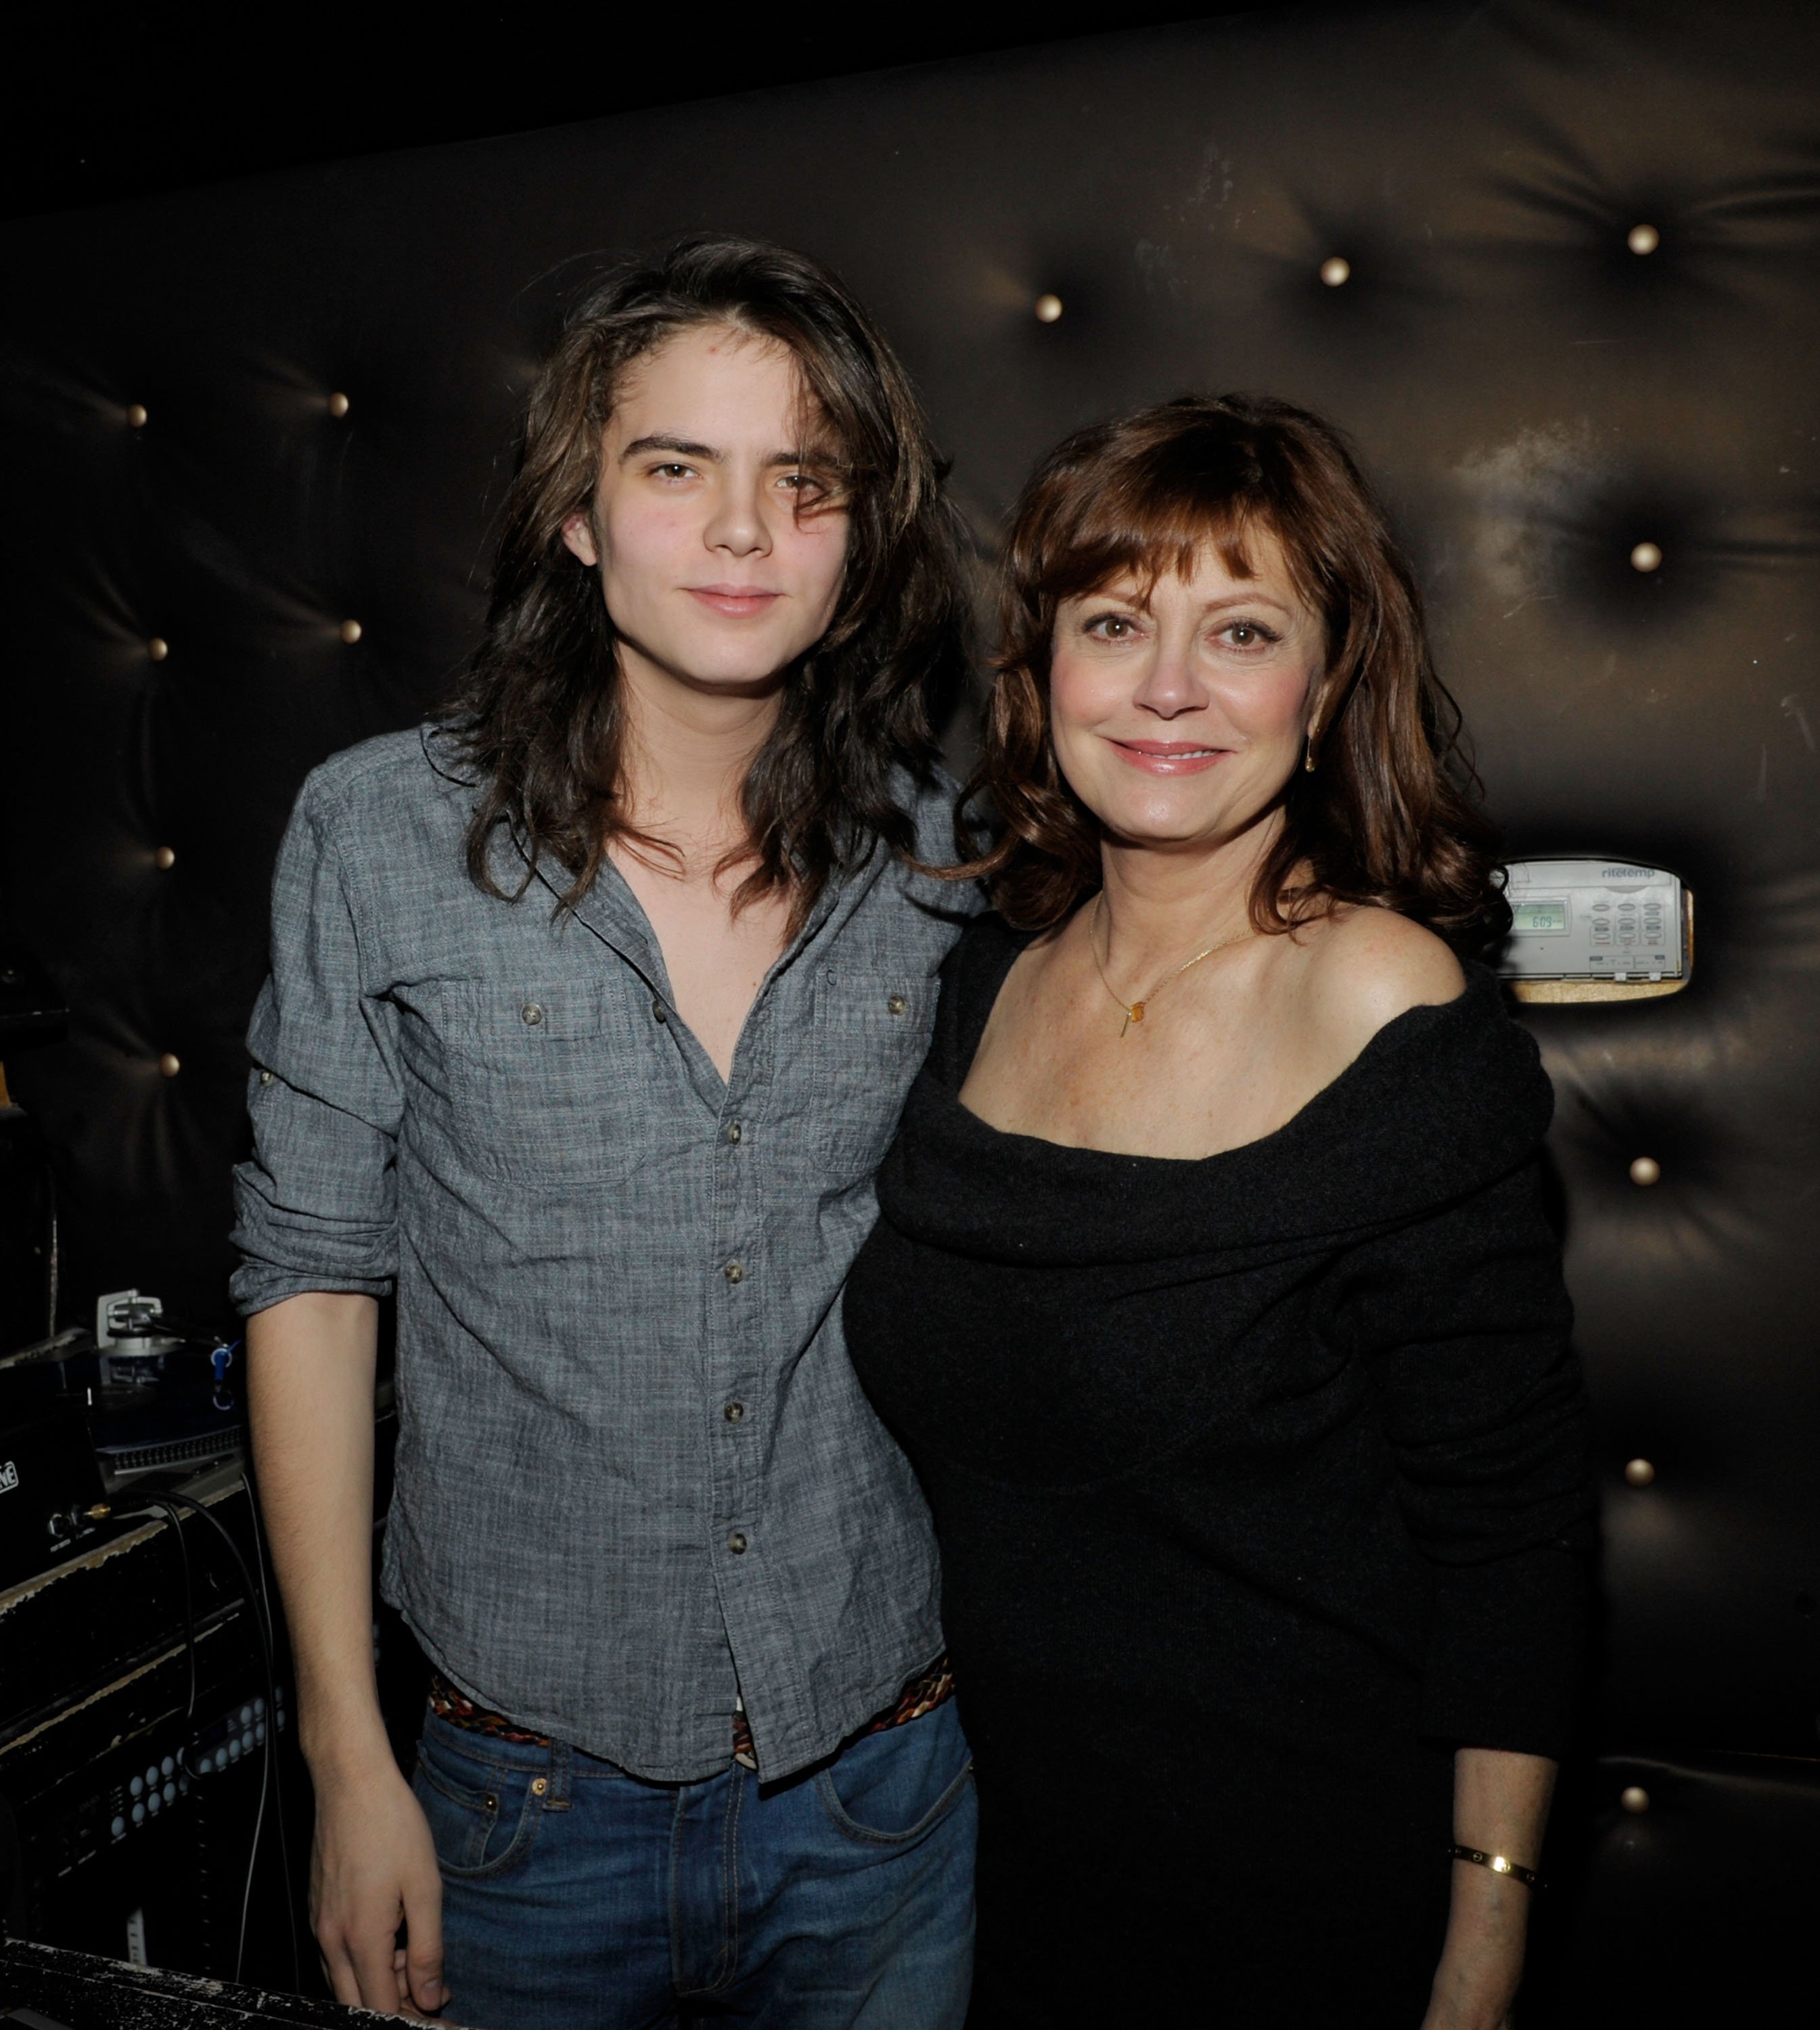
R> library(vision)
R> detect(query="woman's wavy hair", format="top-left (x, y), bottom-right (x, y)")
top-left (441, 235), bottom-right (970, 927)
top-left (955, 393), bottom-right (1508, 951)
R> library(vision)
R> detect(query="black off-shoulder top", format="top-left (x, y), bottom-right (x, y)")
top-left (844, 913), bottom-right (1595, 2028)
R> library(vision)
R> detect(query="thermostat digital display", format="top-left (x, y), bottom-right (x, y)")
top-left (1509, 900), bottom-right (1568, 936)
top-left (1499, 859), bottom-right (1687, 985)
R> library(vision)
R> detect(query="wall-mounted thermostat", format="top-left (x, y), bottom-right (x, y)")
top-left (1499, 859), bottom-right (1693, 1004)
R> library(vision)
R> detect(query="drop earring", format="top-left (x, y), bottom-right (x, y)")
top-left (1303, 723), bottom-right (1321, 773)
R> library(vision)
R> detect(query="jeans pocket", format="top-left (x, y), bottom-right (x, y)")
top-left (413, 1723), bottom-right (547, 1880)
top-left (813, 1704), bottom-right (975, 1850)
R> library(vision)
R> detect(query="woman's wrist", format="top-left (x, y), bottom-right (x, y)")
top-left (1424, 1854), bottom-right (1530, 2022)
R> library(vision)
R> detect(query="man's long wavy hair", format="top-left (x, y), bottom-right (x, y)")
top-left (955, 394), bottom-right (1509, 951)
top-left (441, 236), bottom-right (969, 928)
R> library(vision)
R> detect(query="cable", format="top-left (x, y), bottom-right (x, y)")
top-left (123, 1485), bottom-right (296, 1987)
top-left (235, 1726), bottom-right (272, 1983)
top-left (139, 1496), bottom-right (198, 1726)
top-left (124, 1489), bottom-right (268, 1666)
top-left (139, 1487), bottom-right (279, 1985)
top-left (239, 1471), bottom-right (300, 1987)
top-left (43, 1171), bottom-right (58, 1341)
top-left (127, 1491), bottom-right (269, 1980)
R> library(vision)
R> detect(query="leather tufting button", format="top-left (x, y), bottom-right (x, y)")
top-left (1627, 223), bottom-right (1660, 255)
top-left (1624, 1458), bottom-right (1656, 1487)
top-left (158, 1053), bottom-right (181, 1078)
top-left (1320, 256), bottom-right (1350, 286)
top-left (327, 391), bottom-right (350, 418)
top-left (339, 618), bottom-right (363, 644)
top-left (1620, 1785), bottom-right (1651, 1813)
top-left (1629, 543), bottom-right (1662, 574)
top-left (1033, 293), bottom-right (1063, 323)
top-left (1629, 1156), bottom-right (1661, 1186)
top-left (125, 403), bottom-right (147, 428)
top-left (154, 846), bottom-right (175, 870)
top-left (147, 637), bottom-right (168, 662)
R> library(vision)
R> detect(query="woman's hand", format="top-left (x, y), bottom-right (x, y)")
top-left (1420, 1746), bottom-right (1557, 2029)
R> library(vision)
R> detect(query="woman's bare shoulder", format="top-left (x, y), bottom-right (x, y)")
top-left (1295, 904), bottom-right (1467, 1058)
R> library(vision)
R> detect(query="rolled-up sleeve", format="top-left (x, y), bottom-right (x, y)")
top-left (1338, 1156), bottom-right (1597, 1759)
top-left (230, 773), bottom-right (404, 1315)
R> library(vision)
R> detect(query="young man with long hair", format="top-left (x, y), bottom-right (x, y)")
top-left (234, 238), bottom-right (978, 2030)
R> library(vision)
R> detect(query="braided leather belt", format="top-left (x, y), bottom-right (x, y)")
top-left (428, 1656), bottom-right (955, 1772)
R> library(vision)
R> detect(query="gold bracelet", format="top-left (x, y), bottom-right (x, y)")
top-left (1449, 1843), bottom-right (1542, 1890)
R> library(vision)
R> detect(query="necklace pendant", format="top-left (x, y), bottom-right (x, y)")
top-left (1129, 1001), bottom-right (1145, 1024)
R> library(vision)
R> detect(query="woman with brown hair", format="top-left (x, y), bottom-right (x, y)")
top-left (844, 395), bottom-right (1595, 2027)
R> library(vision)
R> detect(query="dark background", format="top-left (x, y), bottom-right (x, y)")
top-left (3, 0), bottom-right (1819, 2016)
top-left (3, 3), bottom-right (1285, 225)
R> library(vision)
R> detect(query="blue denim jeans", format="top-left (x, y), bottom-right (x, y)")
top-left (413, 1699), bottom-right (976, 2030)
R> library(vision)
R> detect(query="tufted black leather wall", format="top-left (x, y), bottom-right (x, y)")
top-left (3, 0), bottom-right (1817, 2012)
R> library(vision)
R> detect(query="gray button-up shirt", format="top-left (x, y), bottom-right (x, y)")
top-left (231, 726), bottom-right (974, 1782)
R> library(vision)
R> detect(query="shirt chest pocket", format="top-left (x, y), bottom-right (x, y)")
top-left (811, 970), bottom-right (939, 1182)
top-left (440, 979), bottom-right (659, 1186)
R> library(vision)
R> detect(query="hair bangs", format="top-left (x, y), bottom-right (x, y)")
top-left (1033, 426), bottom-right (1321, 617)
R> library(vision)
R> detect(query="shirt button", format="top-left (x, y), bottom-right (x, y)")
top-left (724, 1401), bottom-right (745, 1422)
top-left (887, 993), bottom-right (908, 1016)
top-left (727, 1531), bottom-right (748, 1554)
top-left (652, 999), bottom-right (668, 1024)
top-left (520, 1001), bottom-right (546, 1027)
top-left (725, 1122), bottom-right (743, 1145)
top-left (258, 1070), bottom-right (274, 1085)
top-left (723, 1261), bottom-right (746, 1284)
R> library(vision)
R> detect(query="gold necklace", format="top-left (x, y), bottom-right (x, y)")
top-left (1090, 891), bottom-right (1255, 1037)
